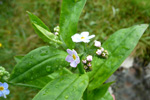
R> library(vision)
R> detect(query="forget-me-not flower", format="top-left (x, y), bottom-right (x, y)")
top-left (71, 32), bottom-right (95, 43)
top-left (0, 82), bottom-right (10, 98)
top-left (65, 49), bottom-right (80, 68)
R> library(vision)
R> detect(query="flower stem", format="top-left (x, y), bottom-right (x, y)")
top-left (77, 57), bottom-right (85, 75)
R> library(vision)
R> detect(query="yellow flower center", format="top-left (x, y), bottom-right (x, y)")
top-left (72, 54), bottom-right (76, 60)
top-left (81, 37), bottom-right (85, 39)
top-left (0, 86), bottom-right (4, 91)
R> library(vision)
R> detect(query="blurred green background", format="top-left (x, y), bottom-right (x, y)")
top-left (0, 0), bottom-right (150, 99)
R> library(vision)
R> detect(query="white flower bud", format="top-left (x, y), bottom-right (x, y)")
top-left (87, 63), bottom-right (92, 67)
top-left (54, 26), bottom-right (60, 32)
top-left (100, 47), bottom-right (104, 52)
top-left (82, 60), bottom-right (87, 64)
top-left (86, 55), bottom-right (92, 62)
top-left (54, 32), bottom-right (59, 35)
top-left (104, 50), bottom-right (108, 55)
top-left (96, 49), bottom-right (102, 55)
top-left (94, 40), bottom-right (101, 47)
top-left (102, 52), bottom-right (106, 57)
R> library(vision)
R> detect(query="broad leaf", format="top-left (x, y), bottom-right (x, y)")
top-left (88, 24), bottom-right (148, 90)
top-left (33, 74), bottom-right (89, 100)
top-left (88, 82), bottom-right (113, 100)
top-left (59, 0), bottom-right (86, 49)
top-left (10, 46), bottom-right (69, 83)
top-left (26, 68), bottom-right (73, 89)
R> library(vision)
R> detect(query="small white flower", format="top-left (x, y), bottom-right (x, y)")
top-left (71, 32), bottom-right (95, 43)
top-left (94, 40), bottom-right (101, 47)
top-left (96, 49), bottom-right (102, 55)
top-left (86, 55), bottom-right (92, 62)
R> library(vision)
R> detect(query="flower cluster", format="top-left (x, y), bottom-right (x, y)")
top-left (0, 66), bottom-right (10, 82)
top-left (54, 26), bottom-right (60, 35)
top-left (0, 82), bottom-right (10, 98)
top-left (94, 41), bottom-right (109, 58)
top-left (82, 55), bottom-right (93, 71)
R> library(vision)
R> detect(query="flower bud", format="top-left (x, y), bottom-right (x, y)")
top-left (96, 49), bottom-right (102, 55)
top-left (87, 62), bottom-right (92, 67)
top-left (54, 26), bottom-right (60, 32)
top-left (82, 60), bottom-right (87, 64)
top-left (94, 40), bottom-right (101, 47)
top-left (102, 52), bottom-right (106, 57)
top-left (0, 70), bottom-right (4, 76)
top-left (86, 55), bottom-right (92, 62)
top-left (104, 50), bottom-right (108, 55)
top-left (0, 66), bottom-right (5, 71)
top-left (54, 32), bottom-right (59, 35)
top-left (84, 65), bottom-right (88, 70)
top-left (3, 75), bottom-right (9, 81)
top-left (100, 47), bottom-right (104, 52)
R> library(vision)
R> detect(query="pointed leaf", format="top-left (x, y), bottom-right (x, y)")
top-left (33, 23), bottom-right (62, 45)
top-left (27, 12), bottom-right (62, 45)
top-left (59, 0), bottom-right (86, 49)
top-left (100, 91), bottom-right (113, 100)
top-left (10, 46), bottom-right (69, 83)
top-left (33, 74), bottom-right (89, 100)
top-left (27, 11), bottom-right (50, 31)
top-left (88, 24), bottom-right (148, 90)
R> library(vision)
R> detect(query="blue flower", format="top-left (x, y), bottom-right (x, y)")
top-left (0, 82), bottom-right (10, 98)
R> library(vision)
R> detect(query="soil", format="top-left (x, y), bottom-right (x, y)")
top-left (110, 57), bottom-right (150, 100)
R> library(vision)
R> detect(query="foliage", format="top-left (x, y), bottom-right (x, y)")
top-left (0, 0), bottom-right (150, 99)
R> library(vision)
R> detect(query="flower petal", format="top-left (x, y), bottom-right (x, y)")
top-left (72, 49), bottom-right (78, 57)
top-left (0, 91), bottom-right (3, 97)
top-left (0, 82), bottom-right (2, 87)
top-left (82, 39), bottom-right (90, 43)
top-left (71, 34), bottom-right (82, 42)
top-left (3, 89), bottom-right (10, 95)
top-left (2, 83), bottom-right (8, 89)
top-left (67, 49), bottom-right (73, 55)
top-left (81, 32), bottom-right (89, 37)
top-left (66, 55), bottom-right (74, 62)
top-left (88, 35), bottom-right (95, 39)
top-left (70, 61), bottom-right (77, 68)
top-left (75, 57), bottom-right (80, 64)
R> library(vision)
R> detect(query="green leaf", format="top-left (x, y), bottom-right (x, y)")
top-left (100, 91), bottom-right (113, 100)
top-left (27, 11), bottom-right (50, 31)
top-left (88, 24), bottom-right (148, 90)
top-left (14, 55), bottom-right (24, 63)
top-left (10, 46), bottom-right (69, 83)
top-left (12, 68), bottom-right (73, 89)
top-left (88, 82), bottom-right (113, 100)
top-left (59, 0), bottom-right (86, 49)
top-left (26, 68), bottom-right (73, 89)
top-left (33, 74), bottom-right (89, 100)
top-left (33, 23), bottom-right (62, 45)
top-left (27, 11), bottom-right (62, 46)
